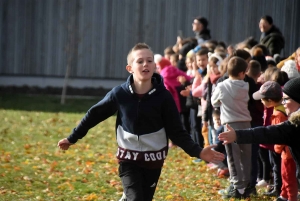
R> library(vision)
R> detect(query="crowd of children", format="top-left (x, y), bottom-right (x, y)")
top-left (152, 15), bottom-right (300, 200)
top-left (57, 15), bottom-right (300, 201)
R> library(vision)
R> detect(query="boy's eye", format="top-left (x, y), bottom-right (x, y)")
top-left (148, 60), bottom-right (153, 63)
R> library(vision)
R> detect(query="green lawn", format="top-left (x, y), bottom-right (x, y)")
top-left (0, 94), bottom-right (273, 201)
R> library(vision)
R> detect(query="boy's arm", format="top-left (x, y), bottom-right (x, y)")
top-left (162, 92), bottom-right (224, 162)
top-left (67, 90), bottom-right (118, 144)
top-left (211, 85), bottom-right (222, 107)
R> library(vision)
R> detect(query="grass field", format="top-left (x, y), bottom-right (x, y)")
top-left (0, 94), bottom-right (274, 201)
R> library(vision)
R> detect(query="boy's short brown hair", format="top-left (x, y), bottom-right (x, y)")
top-left (195, 48), bottom-right (209, 57)
top-left (164, 46), bottom-right (175, 55)
top-left (227, 56), bottom-right (248, 77)
top-left (248, 60), bottom-right (261, 78)
top-left (127, 43), bottom-right (153, 65)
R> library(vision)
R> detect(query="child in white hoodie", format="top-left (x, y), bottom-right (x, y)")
top-left (211, 56), bottom-right (252, 199)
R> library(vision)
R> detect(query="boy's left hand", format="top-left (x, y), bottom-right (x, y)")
top-left (199, 145), bottom-right (225, 163)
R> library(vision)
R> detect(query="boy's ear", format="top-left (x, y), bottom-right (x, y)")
top-left (126, 65), bottom-right (133, 74)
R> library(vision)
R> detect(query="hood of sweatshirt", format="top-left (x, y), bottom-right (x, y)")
top-left (122, 73), bottom-right (166, 97)
top-left (222, 79), bottom-right (249, 100)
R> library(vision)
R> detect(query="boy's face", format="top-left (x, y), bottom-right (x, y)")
top-left (282, 93), bottom-right (300, 116)
top-left (126, 49), bottom-right (155, 82)
top-left (261, 98), bottom-right (274, 108)
top-left (196, 55), bottom-right (208, 69)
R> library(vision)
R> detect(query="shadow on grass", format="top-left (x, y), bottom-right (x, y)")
top-left (0, 93), bottom-right (102, 113)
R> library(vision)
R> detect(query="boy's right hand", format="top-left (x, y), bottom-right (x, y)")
top-left (57, 138), bottom-right (73, 150)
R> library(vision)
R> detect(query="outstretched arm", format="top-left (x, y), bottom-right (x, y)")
top-left (200, 144), bottom-right (225, 163)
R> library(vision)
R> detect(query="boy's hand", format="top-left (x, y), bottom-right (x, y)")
top-left (218, 124), bottom-right (237, 145)
top-left (199, 145), bottom-right (225, 163)
top-left (57, 138), bottom-right (73, 150)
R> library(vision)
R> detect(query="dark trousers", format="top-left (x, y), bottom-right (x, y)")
top-left (269, 150), bottom-right (282, 193)
top-left (180, 110), bottom-right (190, 134)
top-left (250, 144), bottom-right (259, 187)
top-left (119, 162), bottom-right (162, 201)
top-left (189, 107), bottom-right (203, 147)
top-left (258, 147), bottom-right (272, 181)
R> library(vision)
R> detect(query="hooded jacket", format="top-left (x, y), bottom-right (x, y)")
top-left (211, 79), bottom-right (251, 124)
top-left (235, 110), bottom-right (300, 168)
top-left (160, 66), bottom-right (191, 112)
top-left (260, 25), bottom-right (285, 56)
top-left (67, 73), bottom-right (201, 169)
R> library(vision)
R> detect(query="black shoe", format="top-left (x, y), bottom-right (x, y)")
top-left (245, 185), bottom-right (257, 196)
top-left (263, 189), bottom-right (280, 197)
top-left (275, 197), bottom-right (288, 201)
top-left (222, 188), bottom-right (250, 199)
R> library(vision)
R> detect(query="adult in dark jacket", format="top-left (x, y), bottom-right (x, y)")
top-left (192, 16), bottom-right (211, 45)
top-left (259, 15), bottom-right (285, 56)
top-left (219, 77), bottom-right (300, 170)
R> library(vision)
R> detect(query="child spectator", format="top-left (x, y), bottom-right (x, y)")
top-left (247, 60), bottom-right (265, 191)
top-left (221, 78), bottom-right (300, 201)
top-left (211, 109), bottom-right (229, 177)
top-left (170, 53), bottom-right (179, 68)
top-left (204, 52), bottom-right (223, 146)
top-left (164, 46), bottom-right (175, 61)
top-left (250, 81), bottom-right (299, 201)
top-left (281, 60), bottom-right (300, 80)
top-left (192, 49), bottom-right (210, 147)
top-left (211, 56), bottom-right (252, 199)
top-left (57, 43), bottom-right (224, 201)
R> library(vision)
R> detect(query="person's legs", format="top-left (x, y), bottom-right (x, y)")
top-left (281, 158), bottom-right (298, 201)
top-left (269, 151), bottom-right (282, 195)
top-left (223, 122), bottom-right (252, 199)
top-left (250, 143), bottom-right (259, 187)
top-left (119, 162), bottom-right (161, 201)
top-left (259, 147), bottom-right (272, 181)
top-left (189, 107), bottom-right (202, 145)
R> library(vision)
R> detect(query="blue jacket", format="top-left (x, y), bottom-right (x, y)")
top-left (67, 73), bottom-right (202, 168)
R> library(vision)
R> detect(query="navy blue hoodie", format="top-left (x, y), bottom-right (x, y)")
top-left (67, 73), bottom-right (202, 168)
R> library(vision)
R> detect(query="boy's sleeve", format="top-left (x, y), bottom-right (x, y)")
top-left (67, 90), bottom-right (118, 143)
top-left (211, 84), bottom-right (222, 107)
top-left (162, 91), bottom-right (202, 157)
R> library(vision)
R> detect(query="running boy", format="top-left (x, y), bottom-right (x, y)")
top-left (57, 43), bottom-right (224, 201)
top-left (211, 56), bottom-right (252, 199)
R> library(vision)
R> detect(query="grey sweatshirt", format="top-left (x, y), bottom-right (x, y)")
top-left (211, 79), bottom-right (251, 124)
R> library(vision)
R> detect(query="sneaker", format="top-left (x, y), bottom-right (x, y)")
top-left (218, 183), bottom-right (233, 195)
top-left (245, 185), bottom-right (257, 196)
top-left (263, 189), bottom-right (280, 197)
top-left (192, 158), bottom-right (202, 164)
top-left (275, 196), bottom-right (288, 201)
top-left (256, 179), bottom-right (269, 188)
top-left (118, 192), bottom-right (127, 201)
top-left (222, 188), bottom-right (250, 199)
